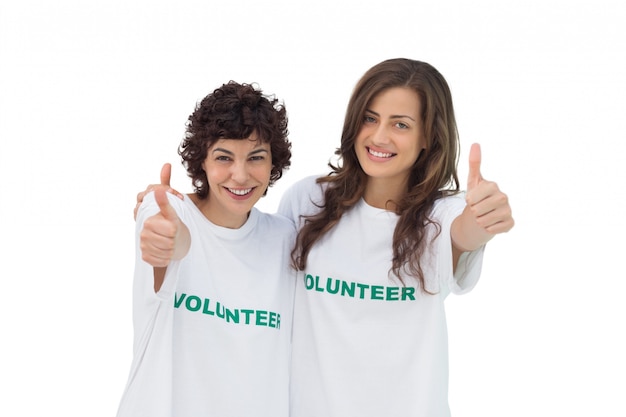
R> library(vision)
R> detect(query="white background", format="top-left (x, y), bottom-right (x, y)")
top-left (1, 0), bottom-right (625, 415)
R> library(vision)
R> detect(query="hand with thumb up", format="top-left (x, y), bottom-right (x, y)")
top-left (140, 188), bottom-right (191, 268)
top-left (452, 143), bottom-right (514, 253)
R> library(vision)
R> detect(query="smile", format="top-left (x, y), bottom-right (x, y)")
top-left (226, 187), bottom-right (253, 196)
top-left (367, 147), bottom-right (395, 158)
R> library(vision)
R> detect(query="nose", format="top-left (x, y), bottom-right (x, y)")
top-left (372, 124), bottom-right (391, 145)
top-left (230, 160), bottom-right (250, 183)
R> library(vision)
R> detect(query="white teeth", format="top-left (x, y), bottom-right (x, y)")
top-left (228, 188), bottom-right (252, 196)
top-left (368, 148), bottom-right (393, 158)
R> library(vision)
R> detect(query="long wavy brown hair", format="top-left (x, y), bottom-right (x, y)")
top-left (292, 58), bottom-right (460, 292)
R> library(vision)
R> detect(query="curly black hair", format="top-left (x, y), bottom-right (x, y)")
top-left (178, 81), bottom-right (291, 199)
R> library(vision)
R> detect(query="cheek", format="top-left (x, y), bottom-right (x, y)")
top-left (355, 132), bottom-right (371, 152)
top-left (204, 165), bottom-right (226, 183)
top-left (354, 127), bottom-right (368, 143)
top-left (353, 135), bottom-right (367, 157)
top-left (252, 163), bottom-right (273, 181)
top-left (401, 134), bottom-right (423, 154)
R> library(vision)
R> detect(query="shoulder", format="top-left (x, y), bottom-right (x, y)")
top-left (278, 174), bottom-right (327, 223)
top-left (254, 208), bottom-right (297, 233)
top-left (285, 174), bottom-right (325, 195)
top-left (282, 174), bottom-right (327, 206)
top-left (137, 191), bottom-right (198, 225)
top-left (252, 209), bottom-right (297, 248)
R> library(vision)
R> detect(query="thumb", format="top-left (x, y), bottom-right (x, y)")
top-left (155, 188), bottom-right (178, 221)
top-left (160, 163), bottom-right (172, 186)
top-left (467, 143), bottom-right (483, 190)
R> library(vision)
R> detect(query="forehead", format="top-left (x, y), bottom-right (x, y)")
top-left (368, 87), bottom-right (422, 116)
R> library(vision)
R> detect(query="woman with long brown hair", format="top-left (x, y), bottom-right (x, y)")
top-left (278, 58), bottom-right (513, 416)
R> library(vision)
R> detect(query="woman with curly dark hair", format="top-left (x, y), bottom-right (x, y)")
top-left (117, 81), bottom-right (296, 417)
top-left (278, 58), bottom-right (514, 416)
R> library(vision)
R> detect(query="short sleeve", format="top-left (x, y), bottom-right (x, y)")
top-left (433, 194), bottom-right (485, 295)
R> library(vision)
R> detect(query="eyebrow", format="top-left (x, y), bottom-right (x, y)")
top-left (365, 109), bottom-right (416, 122)
top-left (211, 147), bottom-right (270, 156)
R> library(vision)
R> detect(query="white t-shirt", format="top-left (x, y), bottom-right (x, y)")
top-left (278, 175), bottom-right (485, 417)
top-left (116, 192), bottom-right (296, 417)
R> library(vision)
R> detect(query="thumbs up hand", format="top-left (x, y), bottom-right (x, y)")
top-left (451, 143), bottom-right (514, 253)
top-left (140, 188), bottom-right (190, 267)
top-left (464, 143), bottom-right (514, 235)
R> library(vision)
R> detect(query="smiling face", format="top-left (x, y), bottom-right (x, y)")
top-left (199, 136), bottom-right (272, 228)
top-left (354, 87), bottom-right (426, 203)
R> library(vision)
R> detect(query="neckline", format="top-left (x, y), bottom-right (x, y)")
top-left (184, 194), bottom-right (259, 239)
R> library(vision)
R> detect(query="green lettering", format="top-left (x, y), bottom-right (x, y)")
top-left (314, 275), bottom-right (324, 292)
top-left (386, 287), bottom-right (400, 301)
top-left (215, 302), bottom-right (225, 318)
top-left (174, 293), bottom-right (186, 308)
top-left (302, 274), bottom-right (420, 303)
top-left (186, 295), bottom-right (201, 312)
top-left (402, 287), bottom-right (416, 300)
top-left (172, 293), bottom-right (282, 328)
top-left (371, 285), bottom-right (384, 300)
top-left (268, 312), bottom-right (277, 328)
top-left (356, 283), bottom-right (369, 299)
top-left (341, 281), bottom-right (355, 297)
top-left (256, 310), bottom-right (268, 326)
top-left (305, 274), bottom-right (314, 290)
top-left (326, 278), bottom-right (340, 294)
top-left (202, 298), bottom-right (215, 315)
top-left (241, 309), bottom-right (254, 324)
top-left (226, 308), bottom-right (239, 323)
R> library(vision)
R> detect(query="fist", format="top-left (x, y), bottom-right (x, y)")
top-left (139, 188), bottom-right (181, 267)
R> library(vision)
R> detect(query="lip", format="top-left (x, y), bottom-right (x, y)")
top-left (365, 146), bottom-right (396, 161)
top-left (224, 186), bottom-right (256, 201)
